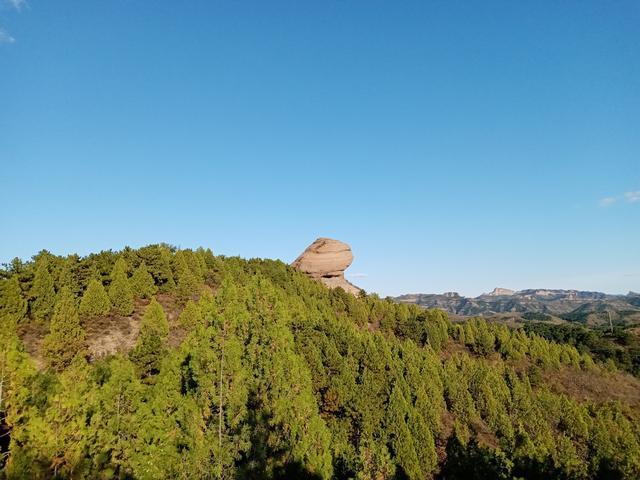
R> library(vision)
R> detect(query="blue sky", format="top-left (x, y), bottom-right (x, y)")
top-left (1, 1), bottom-right (638, 297)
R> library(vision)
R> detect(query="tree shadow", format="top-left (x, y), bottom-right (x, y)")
top-left (436, 436), bottom-right (510, 480)
top-left (393, 465), bottom-right (410, 480)
top-left (273, 461), bottom-right (323, 480)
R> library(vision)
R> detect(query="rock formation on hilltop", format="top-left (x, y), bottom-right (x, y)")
top-left (292, 238), bottom-right (361, 295)
top-left (488, 287), bottom-right (515, 296)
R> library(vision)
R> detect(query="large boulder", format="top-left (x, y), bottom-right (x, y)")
top-left (292, 238), bottom-right (361, 295)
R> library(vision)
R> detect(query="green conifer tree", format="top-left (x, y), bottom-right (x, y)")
top-left (0, 276), bottom-right (27, 329)
top-left (79, 278), bottom-right (111, 317)
top-left (57, 255), bottom-right (83, 297)
top-left (31, 261), bottom-right (56, 323)
top-left (42, 357), bottom-right (93, 477)
top-left (357, 439), bottom-right (396, 480)
top-left (158, 247), bottom-right (176, 293)
top-left (184, 250), bottom-right (204, 281)
top-left (0, 323), bottom-right (39, 478)
top-left (178, 300), bottom-right (202, 329)
top-left (129, 353), bottom-right (202, 478)
top-left (175, 253), bottom-right (200, 305)
top-left (109, 258), bottom-right (134, 315)
top-left (89, 356), bottom-right (143, 477)
top-left (241, 278), bottom-right (333, 479)
top-left (42, 286), bottom-right (86, 372)
top-left (129, 298), bottom-right (169, 379)
top-left (130, 262), bottom-right (157, 299)
top-left (194, 282), bottom-right (252, 478)
top-left (385, 385), bottom-right (422, 479)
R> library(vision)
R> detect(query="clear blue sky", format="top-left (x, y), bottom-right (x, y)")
top-left (1, 1), bottom-right (638, 297)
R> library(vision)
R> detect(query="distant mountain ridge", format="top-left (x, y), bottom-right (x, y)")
top-left (396, 288), bottom-right (640, 324)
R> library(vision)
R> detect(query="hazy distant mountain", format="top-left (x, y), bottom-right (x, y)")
top-left (396, 289), bottom-right (640, 325)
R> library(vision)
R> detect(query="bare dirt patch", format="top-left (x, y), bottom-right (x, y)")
top-left (18, 293), bottom-right (192, 368)
top-left (542, 367), bottom-right (640, 411)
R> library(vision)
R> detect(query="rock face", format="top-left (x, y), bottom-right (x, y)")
top-left (488, 287), bottom-right (515, 296)
top-left (292, 238), bottom-right (361, 295)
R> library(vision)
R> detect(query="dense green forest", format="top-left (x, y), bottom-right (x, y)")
top-left (523, 322), bottom-right (640, 378)
top-left (1, 245), bottom-right (640, 479)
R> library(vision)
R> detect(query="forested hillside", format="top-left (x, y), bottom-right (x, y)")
top-left (1, 245), bottom-right (640, 479)
top-left (523, 322), bottom-right (640, 378)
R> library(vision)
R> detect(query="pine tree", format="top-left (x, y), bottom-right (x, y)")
top-left (42, 357), bottom-right (93, 477)
top-left (158, 247), bottom-right (176, 293)
top-left (0, 322), bottom-right (39, 478)
top-left (184, 250), bottom-right (204, 281)
top-left (130, 262), bottom-right (157, 299)
top-left (196, 281), bottom-right (252, 479)
top-left (89, 356), bottom-right (143, 477)
top-left (129, 298), bottom-right (169, 380)
top-left (386, 384), bottom-right (422, 479)
top-left (31, 260), bottom-right (56, 323)
top-left (178, 300), bottom-right (202, 329)
top-left (79, 278), bottom-right (111, 317)
top-left (240, 278), bottom-right (333, 479)
top-left (357, 438), bottom-right (396, 480)
top-left (0, 276), bottom-right (27, 329)
top-left (57, 255), bottom-right (83, 297)
top-left (109, 258), bottom-right (134, 315)
top-left (42, 286), bottom-right (86, 372)
top-left (175, 253), bottom-right (200, 305)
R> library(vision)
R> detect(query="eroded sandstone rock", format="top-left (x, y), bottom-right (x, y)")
top-left (292, 238), bottom-right (361, 295)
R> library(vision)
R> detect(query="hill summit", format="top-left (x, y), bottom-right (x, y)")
top-left (2, 243), bottom-right (640, 479)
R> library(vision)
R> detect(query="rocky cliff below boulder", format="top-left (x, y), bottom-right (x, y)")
top-left (292, 238), bottom-right (361, 295)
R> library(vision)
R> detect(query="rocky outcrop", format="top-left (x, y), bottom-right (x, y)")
top-left (292, 238), bottom-right (361, 295)
top-left (487, 288), bottom-right (515, 296)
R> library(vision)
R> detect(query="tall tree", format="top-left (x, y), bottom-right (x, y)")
top-left (129, 298), bottom-right (169, 380)
top-left (130, 262), bottom-right (157, 299)
top-left (31, 261), bottom-right (56, 323)
top-left (42, 286), bottom-right (87, 372)
top-left (198, 281), bottom-right (251, 479)
top-left (240, 278), bottom-right (333, 479)
top-left (0, 328), bottom-right (38, 478)
top-left (79, 278), bottom-right (111, 317)
top-left (175, 252), bottom-right (200, 305)
top-left (0, 277), bottom-right (27, 330)
top-left (41, 357), bottom-right (94, 478)
top-left (109, 258), bottom-right (134, 316)
top-left (56, 255), bottom-right (84, 297)
top-left (158, 247), bottom-right (177, 293)
top-left (89, 356), bottom-right (143, 478)
top-left (129, 352), bottom-right (205, 479)
top-left (385, 385), bottom-right (422, 479)
top-left (178, 300), bottom-right (202, 330)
